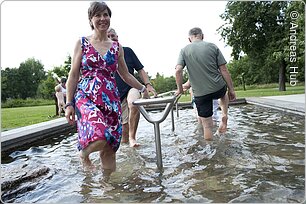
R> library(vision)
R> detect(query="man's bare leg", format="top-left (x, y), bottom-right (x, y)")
top-left (79, 140), bottom-right (107, 171)
top-left (200, 116), bottom-right (214, 140)
top-left (121, 123), bottom-right (129, 143)
top-left (128, 105), bottom-right (140, 147)
top-left (218, 94), bottom-right (229, 133)
top-left (127, 88), bottom-right (141, 147)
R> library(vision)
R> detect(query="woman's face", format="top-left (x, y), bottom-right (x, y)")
top-left (91, 9), bottom-right (110, 32)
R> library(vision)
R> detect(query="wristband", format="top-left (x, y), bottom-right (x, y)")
top-left (139, 85), bottom-right (146, 93)
top-left (64, 102), bottom-right (74, 109)
top-left (145, 82), bottom-right (152, 87)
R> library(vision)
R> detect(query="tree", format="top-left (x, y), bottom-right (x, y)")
top-left (218, 1), bottom-right (304, 90)
top-left (36, 71), bottom-right (59, 99)
top-left (1, 68), bottom-right (19, 101)
top-left (63, 54), bottom-right (72, 74)
top-left (151, 72), bottom-right (177, 94)
top-left (18, 58), bottom-right (46, 99)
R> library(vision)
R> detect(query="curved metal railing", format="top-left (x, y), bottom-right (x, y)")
top-left (133, 91), bottom-right (181, 170)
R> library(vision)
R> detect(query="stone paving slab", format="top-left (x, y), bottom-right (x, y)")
top-left (262, 94), bottom-right (305, 104)
top-left (246, 94), bottom-right (305, 116)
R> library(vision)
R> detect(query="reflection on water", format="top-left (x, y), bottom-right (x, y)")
top-left (1, 105), bottom-right (305, 203)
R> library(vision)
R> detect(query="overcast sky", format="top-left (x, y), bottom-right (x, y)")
top-left (1, 1), bottom-right (232, 77)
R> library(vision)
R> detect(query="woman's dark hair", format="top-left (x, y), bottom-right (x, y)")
top-left (88, 1), bottom-right (112, 30)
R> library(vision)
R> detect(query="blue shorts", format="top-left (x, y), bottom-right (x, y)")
top-left (194, 86), bottom-right (227, 118)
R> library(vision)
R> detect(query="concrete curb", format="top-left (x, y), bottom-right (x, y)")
top-left (246, 97), bottom-right (305, 116)
top-left (1, 117), bottom-right (76, 154)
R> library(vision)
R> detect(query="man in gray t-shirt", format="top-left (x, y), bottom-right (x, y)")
top-left (175, 27), bottom-right (236, 140)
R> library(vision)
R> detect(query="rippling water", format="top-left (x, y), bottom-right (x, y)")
top-left (1, 105), bottom-right (305, 203)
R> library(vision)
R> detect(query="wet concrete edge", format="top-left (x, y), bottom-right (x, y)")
top-left (246, 97), bottom-right (305, 116)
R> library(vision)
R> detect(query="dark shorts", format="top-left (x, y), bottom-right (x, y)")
top-left (194, 85), bottom-right (227, 118)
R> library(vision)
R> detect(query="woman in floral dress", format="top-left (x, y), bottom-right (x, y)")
top-left (65, 1), bottom-right (149, 174)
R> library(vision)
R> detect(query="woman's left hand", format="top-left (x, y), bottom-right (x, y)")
top-left (142, 89), bottom-right (150, 99)
top-left (146, 84), bottom-right (158, 98)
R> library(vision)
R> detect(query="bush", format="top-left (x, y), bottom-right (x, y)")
top-left (1, 98), bottom-right (54, 108)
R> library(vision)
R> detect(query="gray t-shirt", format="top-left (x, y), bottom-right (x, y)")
top-left (177, 41), bottom-right (227, 97)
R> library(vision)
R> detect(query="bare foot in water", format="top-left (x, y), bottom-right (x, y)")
top-left (129, 139), bottom-right (140, 147)
top-left (218, 115), bottom-right (228, 133)
top-left (79, 151), bottom-right (96, 171)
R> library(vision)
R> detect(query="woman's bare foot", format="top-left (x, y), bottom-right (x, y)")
top-left (129, 138), bottom-right (140, 147)
top-left (218, 115), bottom-right (228, 133)
top-left (79, 151), bottom-right (96, 171)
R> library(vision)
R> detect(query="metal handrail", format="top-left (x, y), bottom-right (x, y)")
top-left (133, 93), bottom-right (181, 170)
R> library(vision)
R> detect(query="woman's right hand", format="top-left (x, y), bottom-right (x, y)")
top-left (65, 106), bottom-right (75, 125)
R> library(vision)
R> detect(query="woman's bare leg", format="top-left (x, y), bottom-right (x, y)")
top-left (80, 140), bottom-right (107, 170)
top-left (99, 144), bottom-right (116, 180)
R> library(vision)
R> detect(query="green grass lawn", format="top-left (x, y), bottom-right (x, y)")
top-left (178, 85), bottom-right (304, 102)
top-left (235, 85), bottom-right (305, 98)
top-left (2, 84), bottom-right (304, 130)
top-left (1, 105), bottom-right (58, 130)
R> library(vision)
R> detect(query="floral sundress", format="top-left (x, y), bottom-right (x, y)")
top-left (74, 37), bottom-right (122, 152)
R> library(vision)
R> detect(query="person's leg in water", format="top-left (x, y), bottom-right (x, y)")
top-left (79, 140), bottom-right (107, 171)
top-left (99, 143), bottom-right (116, 181)
top-left (195, 99), bottom-right (220, 134)
top-left (120, 97), bottom-right (129, 143)
top-left (212, 99), bottom-right (220, 123)
top-left (126, 88), bottom-right (141, 147)
top-left (199, 116), bottom-right (214, 140)
top-left (195, 86), bottom-right (227, 139)
top-left (217, 92), bottom-right (229, 134)
top-left (192, 97), bottom-right (203, 134)
top-left (195, 97), bottom-right (214, 140)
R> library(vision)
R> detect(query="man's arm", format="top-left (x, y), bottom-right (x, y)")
top-left (117, 45), bottom-right (150, 98)
top-left (175, 64), bottom-right (184, 96)
top-left (182, 79), bottom-right (191, 91)
top-left (219, 64), bottom-right (236, 101)
top-left (137, 69), bottom-right (157, 97)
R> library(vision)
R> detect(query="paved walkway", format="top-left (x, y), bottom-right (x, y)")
top-left (246, 94), bottom-right (305, 116)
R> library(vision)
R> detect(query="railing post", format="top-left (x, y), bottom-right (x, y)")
top-left (132, 94), bottom-right (181, 170)
top-left (153, 123), bottom-right (163, 169)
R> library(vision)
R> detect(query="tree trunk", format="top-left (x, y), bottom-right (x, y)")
top-left (279, 59), bottom-right (286, 91)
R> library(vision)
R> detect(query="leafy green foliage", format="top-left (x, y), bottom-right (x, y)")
top-left (1, 98), bottom-right (54, 108)
top-left (1, 68), bottom-right (19, 101)
top-left (1, 55), bottom-right (73, 102)
top-left (36, 71), bottom-right (59, 99)
top-left (151, 72), bottom-right (177, 94)
top-left (1, 58), bottom-right (46, 101)
top-left (219, 1), bottom-right (304, 91)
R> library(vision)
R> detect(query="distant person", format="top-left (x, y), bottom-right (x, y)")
top-left (52, 74), bottom-right (67, 115)
top-left (182, 80), bottom-right (219, 134)
top-left (52, 73), bottom-right (67, 99)
top-left (175, 27), bottom-right (236, 140)
top-left (65, 1), bottom-right (149, 176)
top-left (108, 28), bottom-right (157, 147)
top-left (58, 77), bottom-right (67, 102)
top-left (54, 85), bottom-right (65, 116)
